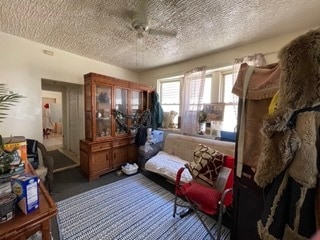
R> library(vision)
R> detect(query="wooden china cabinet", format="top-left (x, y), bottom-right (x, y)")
top-left (80, 73), bottom-right (154, 181)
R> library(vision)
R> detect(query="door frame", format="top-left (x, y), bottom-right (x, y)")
top-left (41, 79), bottom-right (84, 156)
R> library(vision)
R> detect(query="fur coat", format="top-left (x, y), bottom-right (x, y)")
top-left (254, 29), bottom-right (320, 239)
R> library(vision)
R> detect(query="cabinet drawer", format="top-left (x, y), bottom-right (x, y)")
top-left (113, 139), bottom-right (128, 147)
top-left (91, 142), bottom-right (112, 152)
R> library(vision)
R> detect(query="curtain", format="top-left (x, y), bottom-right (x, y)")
top-left (181, 66), bottom-right (206, 135)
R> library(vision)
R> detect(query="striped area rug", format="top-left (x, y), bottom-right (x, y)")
top-left (56, 174), bottom-right (230, 240)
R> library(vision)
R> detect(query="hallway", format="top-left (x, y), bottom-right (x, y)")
top-left (43, 133), bottom-right (80, 165)
top-left (43, 133), bottom-right (63, 151)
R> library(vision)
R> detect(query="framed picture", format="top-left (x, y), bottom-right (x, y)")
top-left (203, 103), bottom-right (225, 122)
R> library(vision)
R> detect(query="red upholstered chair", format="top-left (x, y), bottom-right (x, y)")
top-left (173, 155), bottom-right (234, 240)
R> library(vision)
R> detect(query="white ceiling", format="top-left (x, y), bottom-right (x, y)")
top-left (1, 0), bottom-right (320, 72)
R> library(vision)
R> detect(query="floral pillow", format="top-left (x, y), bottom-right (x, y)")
top-left (189, 144), bottom-right (225, 187)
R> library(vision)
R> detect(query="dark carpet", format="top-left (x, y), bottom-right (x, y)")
top-left (48, 150), bottom-right (77, 170)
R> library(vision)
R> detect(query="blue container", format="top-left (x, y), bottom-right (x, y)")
top-left (152, 130), bottom-right (164, 143)
top-left (220, 131), bottom-right (236, 142)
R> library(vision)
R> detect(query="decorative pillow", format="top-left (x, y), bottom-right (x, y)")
top-left (189, 144), bottom-right (224, 187)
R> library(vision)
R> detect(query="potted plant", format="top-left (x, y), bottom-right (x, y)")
top-left (0, 84), bottom-right (24, 123)
top-left (0, 84), bottom-right (24, 174)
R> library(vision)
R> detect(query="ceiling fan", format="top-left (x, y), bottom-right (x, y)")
top-left (128, 0), bottom-right (177, 39)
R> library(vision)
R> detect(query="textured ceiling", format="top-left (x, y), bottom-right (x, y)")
top-left (1, 0), bottom-right (320, 72)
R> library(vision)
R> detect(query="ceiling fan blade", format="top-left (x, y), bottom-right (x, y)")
top-left (123, 10), bottom-right (136, 20)
top-left (130, 0), bottom-right (148, 31)
top-left (147, 28), bottom-right (177, 37)
top-left (137, 0), bottom-right (148, 24)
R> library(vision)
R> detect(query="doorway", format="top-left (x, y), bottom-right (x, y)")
top-left (41, 79), bottom-right (84, 164)
top-left (42, 91), bottom-right (63, 151)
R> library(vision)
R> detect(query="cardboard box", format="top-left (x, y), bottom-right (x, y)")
top-left (3, 136), bottom-right (27, 163)
top-left (11, 174), bottom-right (39, 214)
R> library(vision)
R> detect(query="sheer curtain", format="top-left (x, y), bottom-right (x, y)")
top-left (180, 66), bottom-right (206, 135)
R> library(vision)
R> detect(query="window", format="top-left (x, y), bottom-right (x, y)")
top-left (158, 67), bottom-right (238, 130)
top-left (221, 72), bottom-right (238, 132)
top-left (159, 76), bottom-right (211, 124)
top-left (203, 76), bottom-right (212, 104)
top-left (159, 79), bottom-right (180, 120)
top-left (187, 76), bottom-right (211, 110)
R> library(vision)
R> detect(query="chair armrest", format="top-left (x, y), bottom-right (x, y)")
top-left (175, 167), bottom-right (186, 187)
top-left (37, 142), bottom-right (54, 193)
top-left (44, 156), bottom-right (54, 185)
top-left (219, 188), bottom-right (233, 207)
top-left (184, 163), bottom-right (193, 175)
top-left (175, 167), bottom-right (187, 196)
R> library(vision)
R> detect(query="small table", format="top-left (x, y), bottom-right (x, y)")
top-left (0, 161), bottom-right (57, 240)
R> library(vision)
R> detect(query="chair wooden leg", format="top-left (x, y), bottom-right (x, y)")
top-left (48, 182), bottom-right (53, 195)
top-left (44, 178), bottom-right (53, 195)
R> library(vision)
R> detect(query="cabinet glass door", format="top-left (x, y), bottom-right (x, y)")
top-left (96, 85), bottom-right (112, 138)
top-left (130, 90), bottom-right (142, 129)
top-left (114, 88), bottom-right (128, 135)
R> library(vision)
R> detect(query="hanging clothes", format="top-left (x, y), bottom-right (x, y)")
top-left (150, 91), bottom-right (163, 130)
top-left (254, 28), bottom-right (320, 240)
top-left (232, 62), bottom-right (280, 176)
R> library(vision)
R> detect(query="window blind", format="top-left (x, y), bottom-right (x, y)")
top-left (160, 81), bottom-right (180, 104)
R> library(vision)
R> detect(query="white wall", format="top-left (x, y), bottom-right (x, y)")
top-left (0, 26), bottom-right (317, 142)
top-left (138, 28), bottom-right (316, 87)
top-left (0, 32), bottom-right (138, 142)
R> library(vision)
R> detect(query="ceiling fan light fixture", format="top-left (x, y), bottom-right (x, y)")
top-left (131, 10), bottom-right (148, 30)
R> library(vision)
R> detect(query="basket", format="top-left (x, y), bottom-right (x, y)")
top-left (121, 163), bottom-right (138, 175)
top-left (0, 192), bottom-right (17, 223)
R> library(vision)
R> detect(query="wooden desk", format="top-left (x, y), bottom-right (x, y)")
top-left (0, 162), bottom-right (57, 240)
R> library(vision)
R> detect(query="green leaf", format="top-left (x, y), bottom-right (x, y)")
top-left (0, 84), bottom-right (24, 123)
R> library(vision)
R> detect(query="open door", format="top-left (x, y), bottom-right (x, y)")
top-left (68, 87), bottom-right (80, 155)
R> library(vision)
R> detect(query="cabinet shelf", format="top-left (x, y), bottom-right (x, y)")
top-left (97, 117), bottom-right (110, 121)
